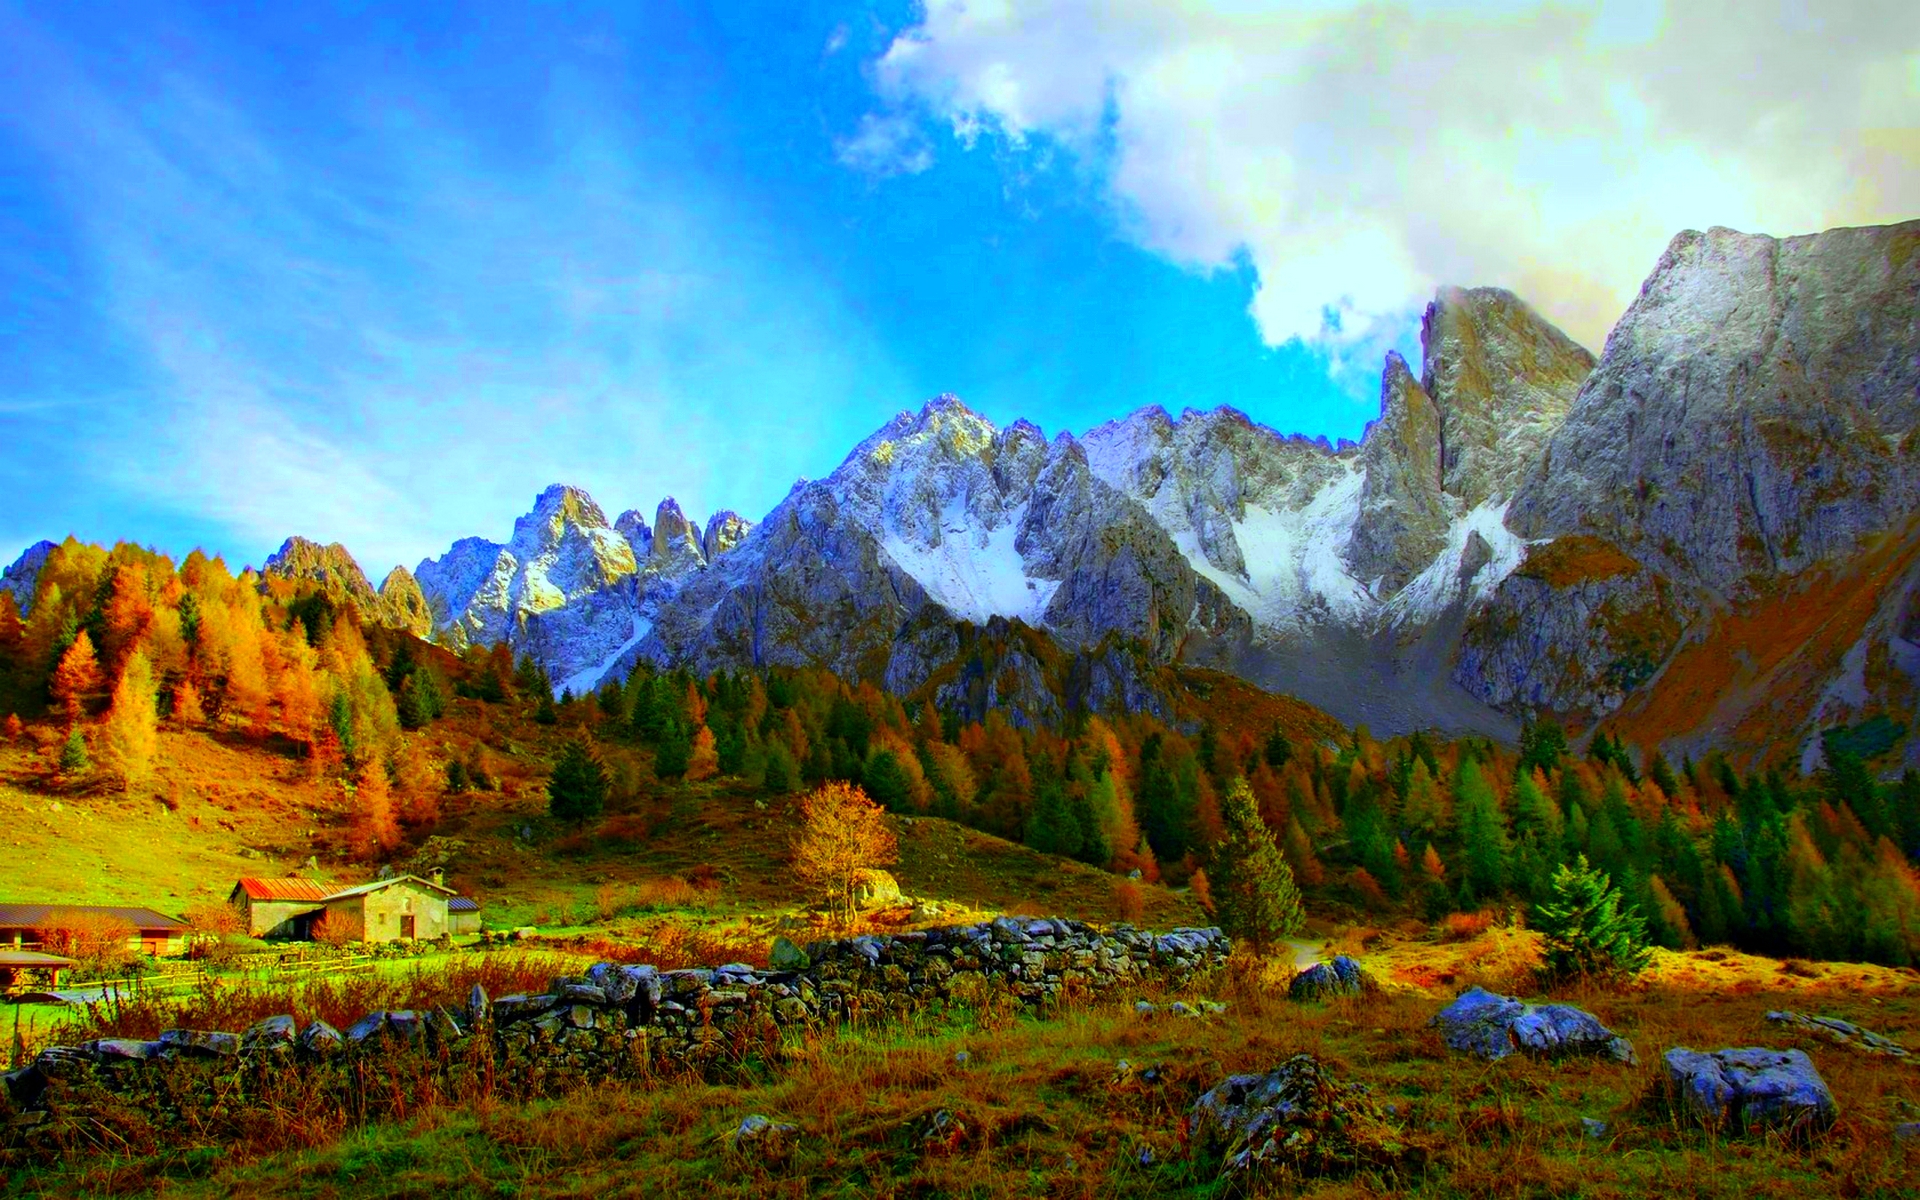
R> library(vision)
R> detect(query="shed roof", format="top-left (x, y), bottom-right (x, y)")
top-left (0, 903), bottom-right (186, 932)
top-left (234, 877), bottom-right (335, 903)
top-left (0, 950), bottom-right (78, 968)
top-left (322, 875), bottom-right (457, 901)
top-left (448, 897), bottom-right (480, 913)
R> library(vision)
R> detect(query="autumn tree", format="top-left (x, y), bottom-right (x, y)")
top-left (792, 781), bottom-right (898, 929)
top-left (50, 630), bottom-right (103, 727)
top-left (99, 649), bottom-right (159, 792)
top-left (1209, 778), bottom-right (1305, 952)
top-left (347, 759), bottom-right (401, 859)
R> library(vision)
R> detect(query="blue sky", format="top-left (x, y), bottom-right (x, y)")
top-left (0, 1), bottom-right (1390, 576)
top-left (2, 1), bottom-right (1911, 577)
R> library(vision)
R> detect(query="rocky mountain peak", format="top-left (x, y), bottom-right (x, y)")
top-left (376, 566), bottom-right (433, 639)
top-left (650, 497), bottom-right (706, 572)
top-left (1, 540), bottom-right (57, 614)
top-left (615, 509), bottom-right (653, 559)
top-left (702, 511), bottom-right (753, 561)
top-left (1348, 351), bottom-right (1448, 596)
top-left (263, 537), bottom-right (378, 609)
top-left (1420, 285), bottom-right (1596, 508)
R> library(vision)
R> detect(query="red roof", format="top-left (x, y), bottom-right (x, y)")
top-left (234, 877), bottom-right (335, 902)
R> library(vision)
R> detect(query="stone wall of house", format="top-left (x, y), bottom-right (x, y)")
top-left (1, 919), bottom-right (1228, 1127)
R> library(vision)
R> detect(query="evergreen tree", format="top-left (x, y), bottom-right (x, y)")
top-left (1517, 717), bottom-right (1567, 776)
top-left (864, 749), bottom-right (913, 812)
top-left (1262, 725), bottom-right (1293, 769)
top-left (654, 716), bottom-right (691, 779)
top-left (1532, 854), bottom-right (1652, 981)
top-left (534, 691), bottom-right (558, 725)
top-left (1209, 778), bottom-right (1305, 952)
top-left (58, 726), bottom-right (90, 777)
top-left (547, 737), bottom-right (608, 823)
top-left (1024, 781), bottom-right (1084, 858)
top-left (1455, 759), bottom-right (1510, 903)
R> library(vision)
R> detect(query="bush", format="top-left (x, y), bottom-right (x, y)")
top-left (35, 910), bottom-right (136, 970)
top-left (1532, 854), bottom-right (1651, 982)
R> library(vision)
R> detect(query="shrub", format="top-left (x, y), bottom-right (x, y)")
top-left (1532, 854), bottom-right (1652, 982)
top-left (1439, 910), bottom-right (1497, 942)
top-left (311, 911), bottom-right (360, 948)
top-left (1113, 878), bottom-right (1146, 925)
top-left (35, 910), bottom-right (137, 970)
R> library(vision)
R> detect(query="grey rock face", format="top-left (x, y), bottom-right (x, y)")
top-left (264, 537), bottom-right (379, 609)
top-left (1662, 1046), bottom-right (1837, 1136)
top-left (1431, 986), bottom-right (1637, 1064)
top-left (702, 510), bottom-right (752, 560)
top-left (650, 497), bottom-right (706, 573)
top-left (1420, 286), bottom-right (1596, 511)
top-left (1765, 1010), bottom-right (1909, 1057)
top-left (0, 539), bottom-right (55, 614)
top-left (1349, 352), bottom-right (1448, 596)
top-left (1511, 221), bottom-right (1920, 596)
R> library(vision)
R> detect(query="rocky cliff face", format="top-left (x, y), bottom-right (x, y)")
top-left (0, 540), bottom-right (55, 614)
top-left (376, 566), bottom-right (434, 640)
top-left (263, 537), bottom-right (381, 609)
top-left (1458, 220), bottom-right (1920, 761)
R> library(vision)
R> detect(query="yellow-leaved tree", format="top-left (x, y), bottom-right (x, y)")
top-left (50, 630), bottom-right (104, 727)
top-left (792, 781), bottom-right (897, 930)
top-left (99, 649), bottom-right (159, 792)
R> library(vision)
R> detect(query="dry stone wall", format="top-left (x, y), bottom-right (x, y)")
top-left (3, 920), bottom-right (1229, 1126)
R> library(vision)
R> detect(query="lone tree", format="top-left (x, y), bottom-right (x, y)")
top-left (793, 781), bottom-right (897, 929)
top-left (1209, 777), bottom-right (1305, 952)
top-left (548, 736), bottom-right (609, 823)
top-left (1532, 854), bottom-right (1652, 982)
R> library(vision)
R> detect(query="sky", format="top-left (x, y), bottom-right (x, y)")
top-left (1, 1), bottom-right (1914, 579)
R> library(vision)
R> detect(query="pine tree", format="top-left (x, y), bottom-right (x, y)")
top-left (548, 737), bottom-right (609, 823)
top-left (864, 749), bottom-right (912, 812)
top-left (99, 649), bottom-right (159, 792)
top-left (1455, 759), bottom-right (1510, 903)
top-left (1209, 778), bottom-right (1305, 952)
top-left (1532, 854), bottom-right (1652, 981)
top-left (654, 716), bottom-right (691, 779)
top-left (58, 726), bottom-right (90, 777)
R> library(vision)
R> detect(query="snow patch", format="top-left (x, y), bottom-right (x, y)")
top-left (1385, 499), bottom-right (1531, 627)
top-left (559, 611), bottom-right (652, 698)
top-left (881, 501), bottom-right (1059, 625)
top-left (1170, 464), bottom-right (1372, 630)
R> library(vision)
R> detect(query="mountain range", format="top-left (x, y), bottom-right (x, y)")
top-left (8, 219), bottom-right (1917, 769)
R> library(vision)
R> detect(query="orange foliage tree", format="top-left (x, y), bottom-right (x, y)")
top-left (792, 781), bottom-right (898, 929)
top-left (50, 630), bottom-right (104, 727)
top-left (99, 648), bottom-right (160, 792)
top-left (35, 910), bottom-right (137, 969)
top-left (346, 760), bottom-right (401, 859)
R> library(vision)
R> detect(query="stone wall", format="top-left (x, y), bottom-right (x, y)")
top-left (2, 919), bottom-right (1229, 1127)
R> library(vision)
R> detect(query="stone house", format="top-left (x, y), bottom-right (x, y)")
top-left (229, 875), bottom-right (460, 944)
top-left (318, 876), bottom-right (456, 944)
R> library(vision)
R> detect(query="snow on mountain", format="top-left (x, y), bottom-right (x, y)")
top-left (880, 500), bottom-right (1059, 626)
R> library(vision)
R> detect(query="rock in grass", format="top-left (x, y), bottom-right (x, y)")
top-left (1765, 1011), bottom-right (1909, 1057)
top-left (729, 1114), bottom-right (799, 1156)
top-left (1289, 955), bottom-right (1370, 1001)
top-left (298, 1020), bottom-right (343, 1054)
top-left (240, 1015), bottom-right (297, 1055)
top-left (155, 1029), bottom-right (239, 1057)
top-left (769, 936), bottom-right (811, 971)
top-left (85, 1038), bottom-right (160, 1063)
top-left (1431, 986), bottom-right (1636, 1064)
top-left (1661, 1047), bottom-right (1836, 1138)
top-left (1188, 1053), bottom-right (1424, 1182)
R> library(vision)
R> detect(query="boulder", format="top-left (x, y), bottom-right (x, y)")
top-left (1431, 986), bottom-right (1636, 1064)
top-left (728, 1114), bottom-right (799, 1157)
top-left (155, 1029), bottom-right (240, 1057)
top-left (769, 936), bottom-right (811, 971)
top-left (852, 869), bottom-right (903, 910)
top-left (1764, 1010), bottom-right (1909, 1057)
top-left (86, 1038), bottom-right (160, 1063)
top-left (240, 1015), bottom-right (297, 1055)
top-left (1662, 1047), bottom-right (1837, 1137)
top-left (1289, 955), bottom-right (1370, 1001)
top-left (1188, 1053), bottom-right (1422, 1181)
top-left (467, 983), bottom-right (491, 1027)
top-left (298, 1020), bottom-right (343, 1054)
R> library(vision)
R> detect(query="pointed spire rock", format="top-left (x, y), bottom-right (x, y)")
top-left (1348, 351), bottom-right (1448, 597)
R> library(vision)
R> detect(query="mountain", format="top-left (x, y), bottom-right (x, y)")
top-left (7, 219), bottom-right (1912, 766)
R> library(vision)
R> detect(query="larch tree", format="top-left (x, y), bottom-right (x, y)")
top-left (1209, 778), bottom-right (1305, 952)
top-left (50, 630), bottom-right (104, 727)
top-left (347, 758), bottom-right (401, 859)
top-left (99, 648), bottom-right (159, 793)
top-left (792, 780), bottom-right (898, 929)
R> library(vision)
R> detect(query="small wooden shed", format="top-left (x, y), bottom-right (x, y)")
top-left (0, 949), bottom-right (77, 995)
top-left (447, 895), bottom-right (482, 936)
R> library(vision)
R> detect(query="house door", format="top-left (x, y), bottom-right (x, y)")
top-left (400, 915), bottom-right (416, 940)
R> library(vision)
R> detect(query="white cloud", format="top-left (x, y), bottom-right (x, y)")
top-left (867, 0), bottom-right (1920, 350)
top-left (835, 111), bottom-right (935, 177)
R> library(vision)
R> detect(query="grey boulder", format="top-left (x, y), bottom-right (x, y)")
top-left (1431, 986), bottom-right (1636, 1064)
top-left (1662, 1047), bottom-right (1836, 1136)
